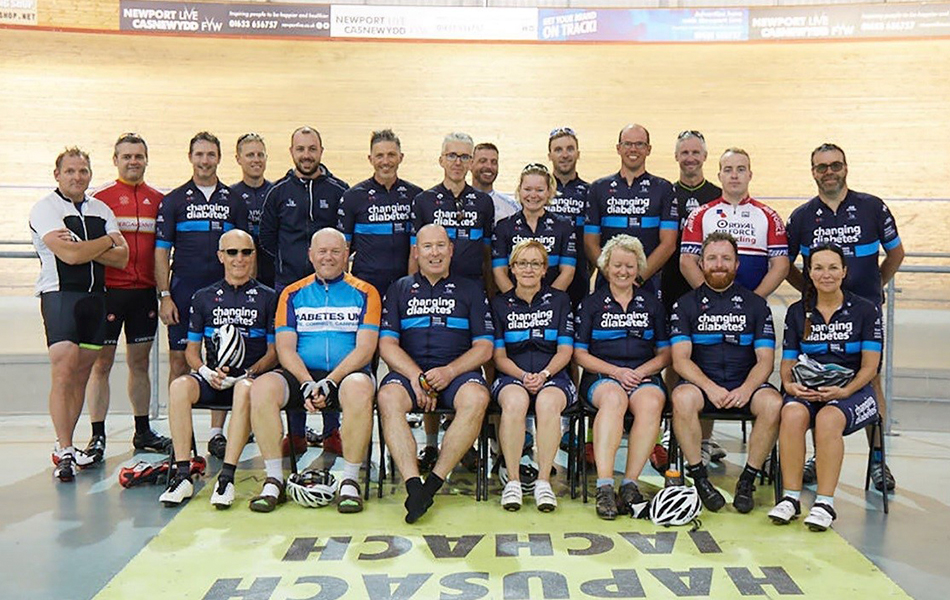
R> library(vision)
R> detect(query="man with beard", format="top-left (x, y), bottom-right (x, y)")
top-left (670, 232), bottom-right (782, 514)
top-left (470, 142), bottom-right (520, 224)
top-left (785, 143), bottom-right (904, 492)
top-left (547, 127), bottom-right (590, 307)
top-left (260, 126), bottom-right (349, 454)
top-left (231, 133), bottom-right (274, 287)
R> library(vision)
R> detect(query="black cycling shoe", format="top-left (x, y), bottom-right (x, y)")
top-left (84, 435), bottom-right (106, 465)
top-left (417, 446), bottom-right (438, 473)
top-left (693, 477), bottom-right (726, 512)
top-left (132, 429), bottom-right (172, 453)
top-left (207, 433), bottom-right (227, 460)
top-left (616, 481), bottom-right (645, 516)
top-left (733, 478), bottom-right (756, 514)
top-left (596, 484), bottom-right (618, 520)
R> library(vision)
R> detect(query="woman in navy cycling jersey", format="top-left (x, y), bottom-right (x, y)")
top-left (574, 234), bottom-right (671, 520)
top-left (491, 163), bottom-right (576, 295)
top-left (491, 239), bottom-right (575, 512)
top-left (769, 243), bottom-right (882, 532)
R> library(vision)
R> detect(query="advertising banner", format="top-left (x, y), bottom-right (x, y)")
top-left (330, 5), bottom-right (537, 41)
top-left (0, 0), bottom-right (36, 25)
top-left (749, 3), bottom-right (950, 40)
top-left (538, 8), bottom-right (748, 42)
top-left (119, 1), bottom-right (330, 37)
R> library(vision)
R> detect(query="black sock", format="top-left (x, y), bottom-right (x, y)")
top-left (423, 473), bottom-right (444, 496)
top-left (220, 463), bottom-right (237, 483)
top-left (175, 460), bottom-right (192, 478)
top-left (404, 477), bottom-right (432, 524)
top-left (134, 415), bottom-right (150, 434)
top-left (92, 421), bottom-right (106, 438)
top-left (686, 462), bottom-right (708, 481)
top-left (740, 463), bottom-right (760, 484)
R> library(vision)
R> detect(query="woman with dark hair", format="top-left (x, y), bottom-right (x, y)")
top-left (769, 243), bottom-right (883, 531)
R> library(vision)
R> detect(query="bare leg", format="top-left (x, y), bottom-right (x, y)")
top-left (591, 383), bottom-right (627, 480)
top-left (778, 402), bottom-right (810, 492)
top-left (814, 407), bottom-right (847, 497)
top-left (624, 386), bottom-right (664, 481)
top-left (534, 387), bottom-right (566, 482)
top-left (498, 385), bottom-right (530, 483)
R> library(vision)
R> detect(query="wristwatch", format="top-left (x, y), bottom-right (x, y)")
top-left (540, 369), bottom-right (552, 380)
top-left (158, 290), bottom-right (171, 299)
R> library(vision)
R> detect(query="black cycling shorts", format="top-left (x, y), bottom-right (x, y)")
top-left (103, 287), bottom-right (158, 345)
top-left (40, 291), bottom-right (106, 349)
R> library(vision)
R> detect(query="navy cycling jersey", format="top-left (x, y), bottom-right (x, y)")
top-left (155, 180), bottom-right (248, 283)
top-left (783, 291), bottom-right (882, 372)
top-left (670, 282), bottom-right (775, 386)
top-left (662, 179), bottom-right (721, 312)
top-left (551, 176), bottom-right (591, 305)
top-left (786, 190), bottom-right (901, 303)
top-left (187, 278), bottom-right (277, 371)
top-left (410, 183), bottom-right (494, 281)
top-left (338, 177), bottom-right (423, 292)
top-left (260, 168), bottom-right (349, 288)
top-left (584, 172), bottom-right (677, 259)
top-left (380, 273), bottom-right (494, 372)
top-left (575, 285), bottom-right (670, 370)
top-left (231, 179), bottom-right (275, 287)
top-left (491, 210), bottom-right (577, 287)
top-left (491, 287), bottom-right (574, 374)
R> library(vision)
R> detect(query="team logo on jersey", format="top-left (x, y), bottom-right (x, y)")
top-left (242, 193), bottom-right (250, 200)
top-left (247, 288), bottom-right (258, 295)
top-left (732, 295), bottom-right (744, 309)
top-left (286, 199), bottom-right (296, 207)
top-left (368, 189), bottom-right (376, 196)
top-left (216, 289), bottom-right (224, 295)
top-left (186, 189), bottom-right (194, 196)
top-left (741, 210), bottom-right (750, 218)
top-left (143, 199), bottom-right (151, 205)
top-left (319, 199), bottom-right (329, 209)
top-left (610, 181), bottom-right (618, 188)
top-left (119, 195), bottom-right (129, 205)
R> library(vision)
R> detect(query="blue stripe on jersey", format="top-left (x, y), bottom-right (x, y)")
top-left (492, 258), bottom-right (507, 268)
top-left (446, 317), bottom-right (470, 330)
top-left (853, 241), bottom-right (880, 257)
top-left (178, 220), bottom-right (211, 232)
top-left (584, 224), bottom-right (601, 234)
top-left (783, 349), bottom-right (799, 360)
top-left (343, 233), bottom-right (353, 242)
top-left (543, 329), bottom-right (557, 341)
top-left (381, 330), bottom-right (400, 339)
top-left (266, 334), bottom-right (275, 343)
top-left (248, 328), bottom-right (265, 338)
top-left (845, 341), bottom-right (862, 354)
top-left (156, 240), bottom-right (173, 249)
top-left (643, 329), bottom-right (654, 340)
top-left (656, 340), bottom-right (671, 348)
top-left (493, 338), bottom-right (505, 348)
top-left (801, 342), bottom-right (828, 354)
top-left (557, 336), bottom-right (574, 347)
top-left (575, 342), bottom-right (590, 350)
top-left (187, 332), bottom-right (202, 342)
top-left (883, 236), bottom-right (901, 251)
top-left (671, 335), bottom-right (690, 345)
top-left (660, 220), bottom-right (679, 230)
top-left (601, 216), bottom-right (628, 228)
top-left (640, 216), bottom-right (660, 229)
top-left (360, 323), bottom-right (380, 332)
top-left (203, 326), bottom-right (216, 338)
top-left (504, 330), bottom-right (530, 343)
top-left (692, 333), bottom-right (722, 345)
top-left (354, 222), bottom-right (394, 235)
top-left (799, 244), bottom-right (811, 257)
top-left (276, 326), bottom-right (294, 334)
top-left (470, 229), bottom-right (483, 241)
top-left (754, 338), bottom-right (775, 349)
top-left (739, 333), bottom-right (753, 346)
top-left (863, 341), bottom-right (882, 352)
top-left (592, 329), bottom-right (625, 341)
top-left (401, 317), bottom-right (430, 330)
top-left (473, 335), bottom-right (493, 343)
top-left (548, 255), bottom-right (561, 266)
top-left (575, 216), bottom-right (585, 227)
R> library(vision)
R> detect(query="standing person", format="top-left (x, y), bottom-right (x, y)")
top-left (259, 126), bottom-right (349, 454)
top-left (670, 232), bottom-right (782, 514)
top-left (339, 129), bottom-right (422, 297)
top-left (85, 133), bottom-right (169, 462)
top-left (377, 225), bottom-right (494, 524)
top-left (574, 235), bottom-right (670, 519)
top-left (30, 147), bottom-right (128, 482)
top-left (547, 126), bottom-right (590, 308)
top-left (155, 132), bottom-right (248, 459)
top-left (231, 133), bottom-right (275, 287)
top-left (769, 243), bottom-right (882, 531)
top-left (491, 163), bottom-right (576, 295)
top-left (584, 124), bottom-right (677, 296)
top-left (680, 147), bottom-right (789, 297)
top-left (491, 240), bottom-right (575, 512)
top-left (785, 143), bottom-right (904, 492)
top-left (470, 142), bottom-right (520, 224)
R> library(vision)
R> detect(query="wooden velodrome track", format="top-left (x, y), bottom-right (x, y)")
top-left (2, 27), bottom-right (950, 290)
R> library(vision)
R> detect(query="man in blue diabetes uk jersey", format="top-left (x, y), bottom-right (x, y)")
top-left (584, 124), bottom-right (677, 296)
top-left (159, 230), bottom-right (277, 508)
top-left (669, 232), bottom-right (782, 515)
top-left (378, 225), bottom-right (494, 524)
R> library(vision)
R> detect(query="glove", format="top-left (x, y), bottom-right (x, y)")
top-left (198, 365), bottom-right (218, 386)
top-left (300, 380), bottom-right (318, 402)
top-left (314, 377), bottom-right (338, 399)
top-left (220, 372), bottom-right (247, 389)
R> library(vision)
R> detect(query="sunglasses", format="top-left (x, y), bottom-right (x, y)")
top-left (677, 130), bottom-right (705, 141)
top-left (522, 162), bottom-right (549, 173)
top-left (549, 126), bottom-right (576, 139)
top-left (812, 161), bottom-right (846, 174)
top-left (223, 248), bottom-right (255, 256)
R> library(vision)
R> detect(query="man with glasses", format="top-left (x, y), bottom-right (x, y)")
top-left (785, 143), bottom-right (904, 492)
top-left (159, 229), bottom-right (277, 506)
top-left (680, 148), bottom-right (789, 298)
top-left (584, 124), bottom-right (677, 297)
top-left (86, 133), bottom-right (170, 463)
top-left (470, 142), bottom-right (520, 224)
top-left (547, 127), bottom-right (590, 307)
top-left (231, 133), bottom-right (274, 288)
top-left (155, 132), bottom-right (248, 459)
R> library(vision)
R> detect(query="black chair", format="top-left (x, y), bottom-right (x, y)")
top-left (864, 414), bottom-right (890, 514)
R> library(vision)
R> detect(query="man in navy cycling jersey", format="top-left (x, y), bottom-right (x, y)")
top-left (159, 230), bottom-right (277, 507)
top-left (785, 143), bottom-right (904, 492)
top-left (670, 231), bottom-right (782, 514)
top-left (410, 132), bottom-right (494, 285)
top-left (339, 129), bottom-right (422, 297)
top-left (378, 224), bottom-right (494, 524)
top-left (584, 124), bottom-right (677, 296)
top-left (547, 127), bottom-right (590, 307)
top-left (155, 132), bottom-right (248, 458)
top-left (231, 133), bottom-right (274, 287)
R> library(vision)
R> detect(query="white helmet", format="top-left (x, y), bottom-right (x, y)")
top-left (212, 323), bottom-right (245, 370)
top-left (498, 461), bottom-right (539, 494)
top-left (649, 485), bottom-right (702, 527)
top-left (287, 469), bottom-right (337, 508)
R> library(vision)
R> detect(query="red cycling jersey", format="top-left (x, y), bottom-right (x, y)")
top-left (93, 179), bottom-right (162, 289)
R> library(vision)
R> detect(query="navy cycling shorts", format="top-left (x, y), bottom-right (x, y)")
top-left (784, 384), bottom-right (879, 436)
top-left (381, 370), bottom-right (486, 410)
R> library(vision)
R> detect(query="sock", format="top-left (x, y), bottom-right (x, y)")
top-left (340, 461), bottom-right (361, 497)
top-left (426, 432), bottom-right (438, 448)
top-left (686, 462), bottom-right (708, 481)
top-left (92, 421), bottom-right (106, 438)
top-left (175, 460), bottom-right (192, 479)
top-left (404, 477), bottom-right (431, 523)
top-left (423, 473), bottom-right (444, 496)
top-left (209, 427), bottom-right (224, 439)
top-left (815, 494), bottom-right (835, 509)
top-left (872, 449), bottom-right (883, 463)
top-left (133, 415), bottom-right (149, 434)
top-left (740, 463), bottom-right (761, 484)
top-left (621, 478), bottom-right (636, 487)
top-left (405, 476), bottom-right (424, 497)
top-left (220, 462), bottom-right (237, 483)
top-left (784, 489), bottom-right (802, 501)
top-left (596, 478), bottom-right (614, 489)
top-left (63, 445), bottom-right (76, 456)
top-left (261, 459), bottom-right (284, 498)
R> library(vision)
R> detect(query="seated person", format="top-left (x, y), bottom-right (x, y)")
top-left (574, 234), bottom-right (671, 520)
top-left (491, 239), bottom-right (575, 512)
top-left (670, 231), bottom-right (782, 514)
top-left (160, 230), bottom-right (277, 506)
top-left (243, 228), bottom-right (379, 513)
top-left (378, 224), bottom-right (494, 524)
top-left (769, 243), bottom-right (882, 531)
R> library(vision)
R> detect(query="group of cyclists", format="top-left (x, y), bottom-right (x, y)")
top-left (29, 123), bottom-right (903, 532)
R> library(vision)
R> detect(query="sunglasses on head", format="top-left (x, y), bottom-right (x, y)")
top-left (549, 126), bottom-right (576, 139)
top-left (522, 162), bottom-right (549, 173)
top-left (223, 248), bottom-right (255, 256)
top-left (677, 130), bottom-right (705, 141)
